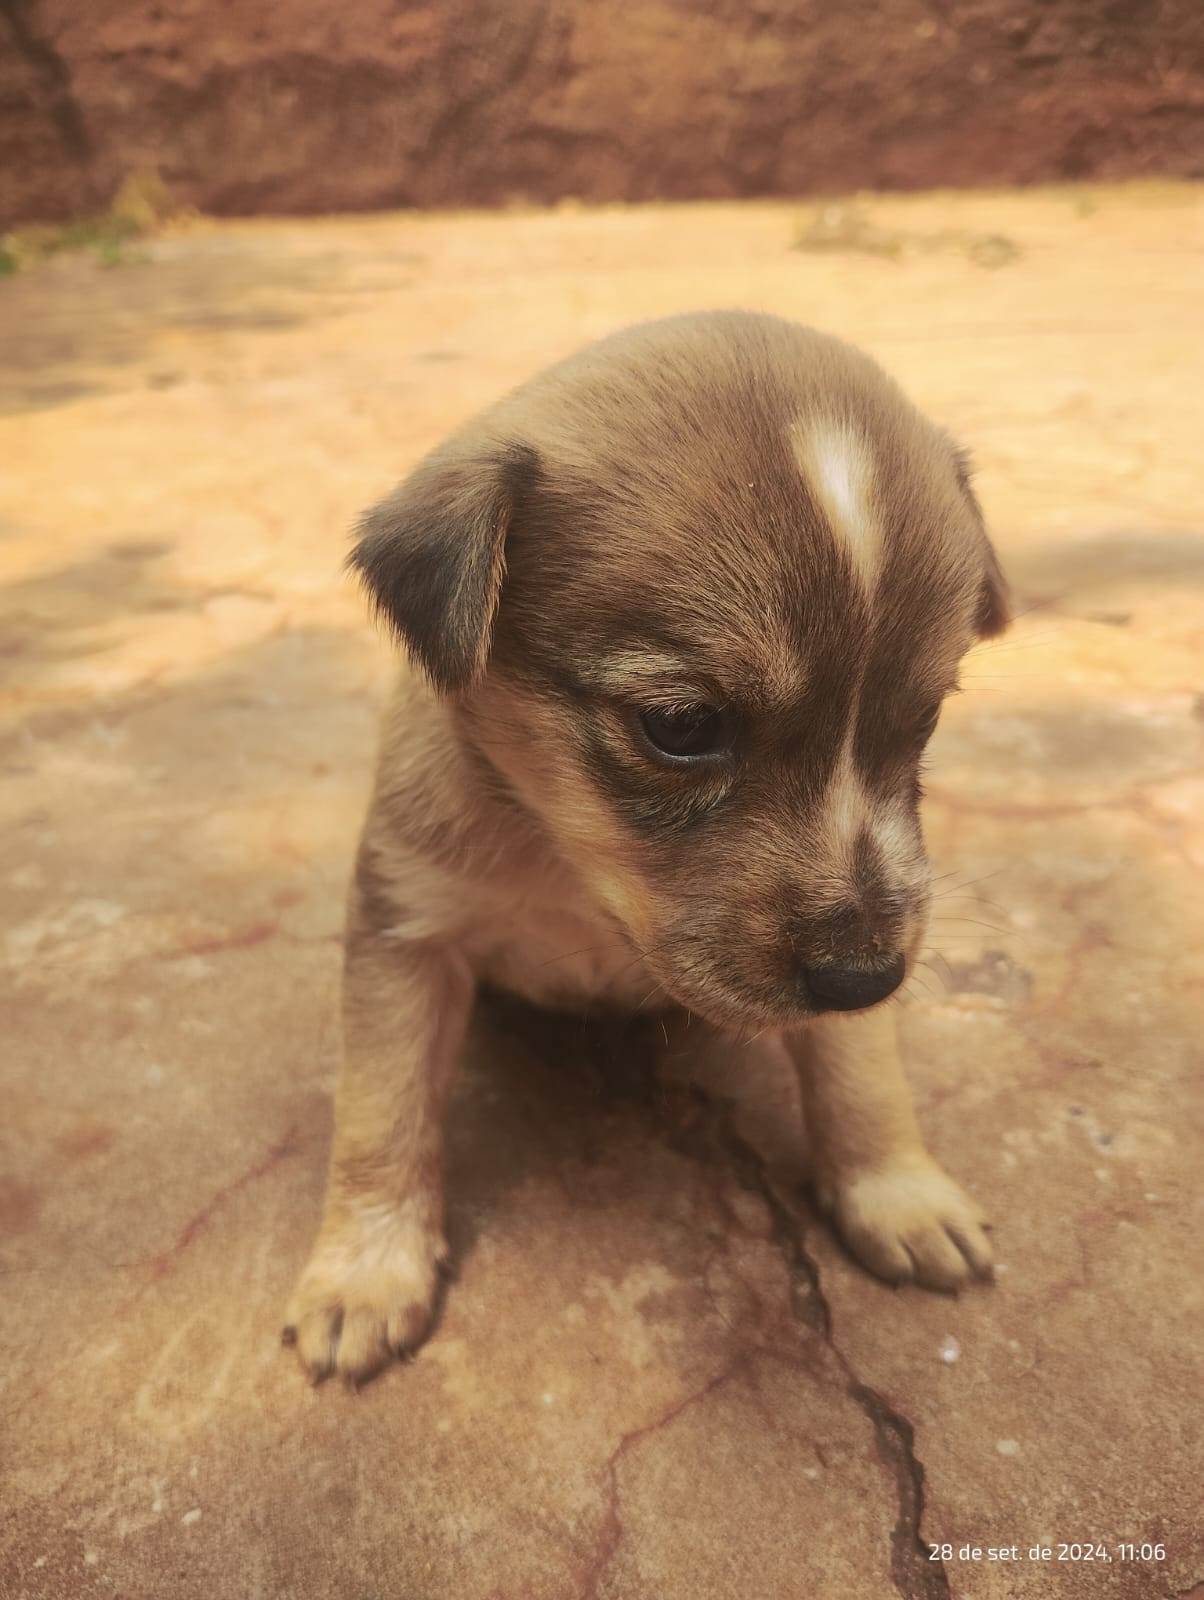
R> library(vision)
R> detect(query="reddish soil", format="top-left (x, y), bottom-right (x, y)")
top-left (3, 0), bottom-right (1203, 226)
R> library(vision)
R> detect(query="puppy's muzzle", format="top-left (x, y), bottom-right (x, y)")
top-left (797, 952), bottom-right (906, 1013)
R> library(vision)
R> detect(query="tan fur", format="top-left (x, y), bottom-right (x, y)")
top-left (285, 312), bottom-right (1009, 1383)
top-left (787, 1008), bottom-right (992, 1290)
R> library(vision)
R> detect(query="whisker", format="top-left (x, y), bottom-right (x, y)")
top-left (925, 952), bottom-right (956, 984)
top-left (930, 867), bottom-right (1009, 897)
top-left (928, 915), bottom-right (1015, 936)
top-left (914, 955), bottom-right (949, 985)
top-left (904, 971), bottom-right (937, 1000)
top-left (930, 904), bottom-right (1011, 928)
top-left (958, 673), bottom-right (1046, 683)
top-left (1006, 595), bottom-right (1063, 621)
top-left (930, 886), bottom-right (1010, 909)
top-left (535, 937), bottom-right (632, 970)
top-left (637, 980), bottom-right (668, 1013)
top-left (971, 622), bottom-right (1063, 647)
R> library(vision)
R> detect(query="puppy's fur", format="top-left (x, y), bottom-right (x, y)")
top-left (285, 312), bottom-right (1009, 1384)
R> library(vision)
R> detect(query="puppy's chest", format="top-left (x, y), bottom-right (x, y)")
top-left (462, 880), bottom-right (656, 1013)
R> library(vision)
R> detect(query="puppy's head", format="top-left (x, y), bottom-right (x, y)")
top-left (351, 312), bottom-right (1008, 1028)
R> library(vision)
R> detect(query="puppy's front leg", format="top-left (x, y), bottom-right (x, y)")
top-left (788, 1007), bottom-right (993, 1291)
top-left (285, 909), bottom-right (472, 1383)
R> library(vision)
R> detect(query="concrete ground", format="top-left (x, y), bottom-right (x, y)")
top-left (1, 184), bottom-right (1201, 1600)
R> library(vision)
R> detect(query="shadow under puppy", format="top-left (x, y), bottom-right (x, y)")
top-left (284, 310), bottom-right (1009, 1385)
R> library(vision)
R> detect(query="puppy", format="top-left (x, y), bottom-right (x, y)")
top-left (284, 310), bottom-right (1009, 1384)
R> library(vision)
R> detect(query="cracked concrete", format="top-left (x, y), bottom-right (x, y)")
top-left (1, 184), bottom-right (1201, 1598)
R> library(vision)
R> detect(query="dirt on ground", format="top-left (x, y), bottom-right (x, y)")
top-left (1, 183), bottom-right (1202, 1598)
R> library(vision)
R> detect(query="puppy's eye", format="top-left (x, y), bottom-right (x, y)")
top-left (913, 701), bottom-right (942, 749)
top-left (638, 703), bottom-right (731, 762)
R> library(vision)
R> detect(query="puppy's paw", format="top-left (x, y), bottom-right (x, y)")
top-left (823, 1155), bottom-right (993, 1292)
top-left (283, 1209), bottom-right (445, 1385)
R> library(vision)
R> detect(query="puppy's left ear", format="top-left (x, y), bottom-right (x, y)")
top-left (348, 439), bottom-right (539, 693)
top-left (952, 444), bottom-right (1010, 638)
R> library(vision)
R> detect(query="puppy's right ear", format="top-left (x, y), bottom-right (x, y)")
top-left (348, 440), bottom-right (538, 694)
top-left (951, 443), bottom-right (1010, 639)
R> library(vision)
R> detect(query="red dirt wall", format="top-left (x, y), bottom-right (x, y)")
top-left (3, 0), bottom-right (1202, 226)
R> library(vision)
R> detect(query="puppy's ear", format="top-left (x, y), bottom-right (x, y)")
top-left (974, 537), bottom-right (1010, 639)
top-left (952, 444), bottom-right (1010, 639)
top-left (348, 440), bottom-right (538, 693)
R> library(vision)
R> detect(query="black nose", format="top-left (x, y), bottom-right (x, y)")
top-left (801, 954), bottom-right (906, 1012)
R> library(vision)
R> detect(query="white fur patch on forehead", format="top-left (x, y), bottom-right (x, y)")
top-left (790, 418), bottom-right (881, 591)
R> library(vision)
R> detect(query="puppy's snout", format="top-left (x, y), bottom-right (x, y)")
top-left (800, 953), bottom-right (905, 1013)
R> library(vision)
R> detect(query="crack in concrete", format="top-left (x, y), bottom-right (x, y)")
top-left (5, 919), bottom-right (343, 988)
top-left (15, 1126), bottom-right (302, 1414)
top-left (851, 1381), bottom-right (952, 1600)
top-left (708, 1101), bottom-right (953, 1600)
top-left (623, 1059), bottom-right (952, 1600)
top-left (120, 1124), bottom-right (299, 1285)
top-left (574, 1028), bottom-right (955, 1597)
top-left (925, 758), bottom-right (1204, 838)
top-left (577, 1355), bottom-right (751, 1599)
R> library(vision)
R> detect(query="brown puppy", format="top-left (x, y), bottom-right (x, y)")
top-left (284, 311), bottom-right (1009, 1385)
